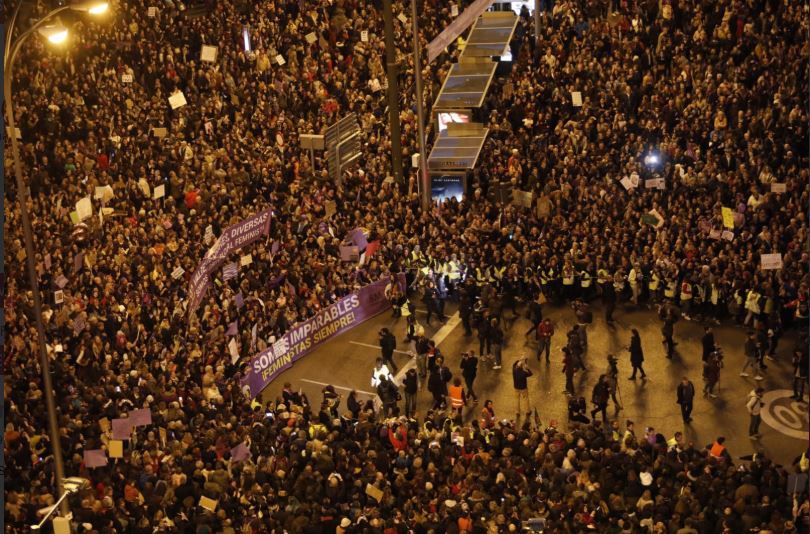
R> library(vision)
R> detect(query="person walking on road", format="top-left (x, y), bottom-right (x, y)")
top-left (793, 348), bottom-right (809, 401)
top-left (512, 356), bottom-right (533, 419)
top-left (490, 318), bottom-right (504, 369)
top-left (447, 377), bottom-right (467, 417)
top-left (480, 399), bottom-right (496, 430)
top-left (590, 375), bottom-right (610, 423)
top-left (415, 333), bottom-right (430, 380)
top-left (460, 351), bottom-right (479, 403)
top-left (379, 328), bottom-right (398, 372)
top-left (602, 276), bottom-right (617, 324)
top-left (746, 387), bottom-right (765, 439)
top-left (741, 332), bottom-right (764, 380)
top-left (562, 347), bottom-right (577, 396)
top-left (628, 329), bottom-right (648, 380)
top-left (703, 350), bottom-right (722, 398)
top-left (676, 377), bottom-right (696, 423)
top-left (536, 318), bottom-right (554, 363)
top-left (702, 326), bottom-right (716, 361)
top-left (402, 368), bottom-right (418, 418)
top-left (662, 309), bottom-right (677, 359)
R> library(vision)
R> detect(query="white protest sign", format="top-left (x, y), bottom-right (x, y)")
top-left (620, 177), bottom-right (635, 191)
top-left (645, 178), bottom-right (665, 190)
top-left (76, 197), bottom-right (93, 221)
top-left (94, 185), bottom-right (115, 202)
top-left (153, 184), bottom-right (166, 200)
top-left (361, 31), bottom-right (369, 42)
top-left (201, 45), bottom-right (218, 63)
top-left (275, 54), bottom-right (286, 66)
top-left (171, 266), bottom-right (185, 279)
top-left (168, 91), bottom-right (187, 110)
top-left (5, 127), bottom-right (22, 140)
top-left (571, 91), bottom-right (583, 107)
top-left (122, 74), bottom-right (133, 83)
top-left (397, 13), bottom-right (407, 24)
top-left (451, 4), bottom-right (459, 16)
top-left (147, 6), bottom-right (157, 17)
top-left (760, 253), bottom-right (783, 270)
top-left (240, 254), bottom-right (253, 266)
top-left (204, 225), bottom-right (214, 244)
top-left (55, 290), bottom-right (64, 304)
top-left (228, 338), bottom-right (239, 364)
top-left (770, 183), bottom-right (786, 193)
top-left (721, 230), bottom-right (734, 241)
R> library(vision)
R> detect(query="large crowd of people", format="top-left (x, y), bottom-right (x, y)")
top-left (3, 0), bottom-right (809, 531)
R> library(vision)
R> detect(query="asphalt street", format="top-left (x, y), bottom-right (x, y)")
top-left (258, 299), bottom-right (809, 467)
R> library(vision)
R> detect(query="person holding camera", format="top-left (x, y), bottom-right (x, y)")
top-left (746, 387), bottom-right (765, 439)
top-left (512, 356), bottom-right (534, 419)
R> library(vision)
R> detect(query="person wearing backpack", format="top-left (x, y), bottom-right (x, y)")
top-left (378, 328), bottom-right (398, 372)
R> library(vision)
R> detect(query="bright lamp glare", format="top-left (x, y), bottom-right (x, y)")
top-left (644, 153), bottom-right (659, 166)
top-left (88, 3), bottom-right (109, 15)
top-left (47, 29), bottom-right (69, 44)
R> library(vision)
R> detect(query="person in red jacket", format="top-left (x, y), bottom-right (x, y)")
top-left (536, 319), bottom-right (554, 363)
top-left (388, 421), bottom-right (408, 452)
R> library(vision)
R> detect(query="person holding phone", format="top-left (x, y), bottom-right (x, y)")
top-left (512, 356), bottom-right (533, 419)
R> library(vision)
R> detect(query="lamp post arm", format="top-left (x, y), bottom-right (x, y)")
top-left (5, 5), bottom-right (71, 73)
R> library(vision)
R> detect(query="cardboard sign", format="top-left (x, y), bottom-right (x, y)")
top-left (641, 209), bottom-right (664, 229)
top-left (111, 418), bottom-right (133, 440)
top-left (171, 266), bottom-right (185, 279)
top-left (325, 200), bottom-right (337, 219)
top-left (138, 177), bottom-right (151, 197)
top-left (152, 127), bottom-right (168, 138)
top-left (361, 31), bottom-right (369, 42)
top-left (721, 207), bottom-right (734, 229)
top-left (397, 13), bottom-right (407, 24)
top-left (240, 254), bottom-right (253, 266)
top-left (721, 230), bottom-right (734, 241)
top-left (571, 91), bottom-right (583, 107)
top-left (199, 496), bottom-right (218, 512)
top-left (365, 483), bottom-right (384, 502)
top-left (76, 196), bottom-right (93, 221)
top-left (451, 4), bottom-right (459, 16)
top-left (168, 91), bottom-right (187, 110)
top-left (94, 185), bottom-right (115, 202)
top-left (512, 190), bottom-right (533, 208)
top-left (770, 182), bottom-right (786, 193)
top-left (340, 245), bottom-right (360, 262)
top-left (147, 6), bottom-right (157, 16)
top-left (201, 45), bottom-right (218, 62)
top-left (129, 408), bottom-right (152, 426)
top-left (122, 73), bottom-right (133, 83)
top-left (153, 184), bottom-right (166, 200)
top-left (275, 54), bottom-right (286, 66)
top-left (620, 176), bottom-right (635, 191)
top-left (709, 228), bottom-right (722, 240)
top-left (305, 32), bottom-right (317, 44)
top-left (55, 290), bottom-right (64, 304)
top-left (760, 253), bottom-right (783, 270)
top-left (645, 178), bottom-right (665, 190)
top-left (536, 195), bottom-right (552, 218)
top-left (108, 440), bottom-right (124, 458)
top-left (84, 449), bottom-right (108, 469)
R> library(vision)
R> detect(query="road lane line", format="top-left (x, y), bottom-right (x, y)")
top-left (349, 341), bottom-right (411, 355)
top-left (392, 312), bottom-right (461, 385)
top-left (299, 378), bottom-right (377, 397)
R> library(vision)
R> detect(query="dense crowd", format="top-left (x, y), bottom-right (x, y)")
top-left (3, 0), bottom-right (809, 532)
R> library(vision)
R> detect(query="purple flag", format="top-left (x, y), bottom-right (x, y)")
top-left (268, 274), bottom-right (286, 289)
top-left (111, 418), bottom-right (133, 440)
top-left (350, 228), bottom-right (368, 250)
top-left (84, 449), bottom-right (108, 469)
top-left (129, 408), bottom-right (152, 426)
top-left (73, 252), bottom-right (84, 274)
top-left (230, 442), bottom-right (251, 463)
top-left (234, 292), bottom-right (245, 309)
top-left (241, 274), bottom-right (406, 398)
top-left (271, 240), bottom-right (280, 255)
top-left (226, 321), bottom-right (238, 336)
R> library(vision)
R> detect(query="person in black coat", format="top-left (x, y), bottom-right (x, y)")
top-left (628, 329), bottom-right (648, 380)
top-left (568, 396), bottom-right (590, 424)
top-left (428, 357), bottom-right (452, 409)
top-left (701, 326), bottom-right (716, 361)
top-left (590, 375), bottom-right (610, 423)
top-left (460, 351), bottom-right (479, 402)
top-left (676, 377), bottom-right (696, 423)
top-left (602, 280), bottom-right (617, 324)
top-left (402, 369), bottom-right (418, 417)
top-left (378, 328), bottom-right (398, 372)
top-left (662, 313), bottom-right (677, 359)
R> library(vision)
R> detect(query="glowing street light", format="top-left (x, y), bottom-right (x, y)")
top-left (38, 23), bottom-right (69, 44)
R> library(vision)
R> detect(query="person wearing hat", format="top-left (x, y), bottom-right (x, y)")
top-left (746, 387), bottom-right (765, 439)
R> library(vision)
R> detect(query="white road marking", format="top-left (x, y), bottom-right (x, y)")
top-left (299, 378), bottom-right (377, 398)
top-left (392, 312), bottom-right (461, 385)
top-left (349, 341), bottom-right (411, 355)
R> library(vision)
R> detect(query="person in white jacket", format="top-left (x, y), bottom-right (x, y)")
top-left (746, 387), bottom-right (765, 439)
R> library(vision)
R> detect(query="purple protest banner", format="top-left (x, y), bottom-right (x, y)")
top-left (230, 442), bottom-right (251, 463)
top-left (240, 274), bottom-right (406, 399)
top-left (83, 449), bottom-right (108, 469)
top-left (226, 321), bottom-right (239, 336)
top-left (111, 418), bottom-right (133, 440)
top-left (129, 408), bottom-right (152, 426)
top-left (188, 208), bottom-right (272, 318)
top-left (234, 292), bottom-right (245, 309)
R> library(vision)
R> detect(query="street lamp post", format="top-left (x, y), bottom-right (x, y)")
top-left (3, 0), bottom-right (109, 518)
top-left (410, 0), bottom-right (431, 212)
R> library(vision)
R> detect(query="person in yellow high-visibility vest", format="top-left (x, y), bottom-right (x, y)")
top-left (448, 377), bottom-right (466, 416)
